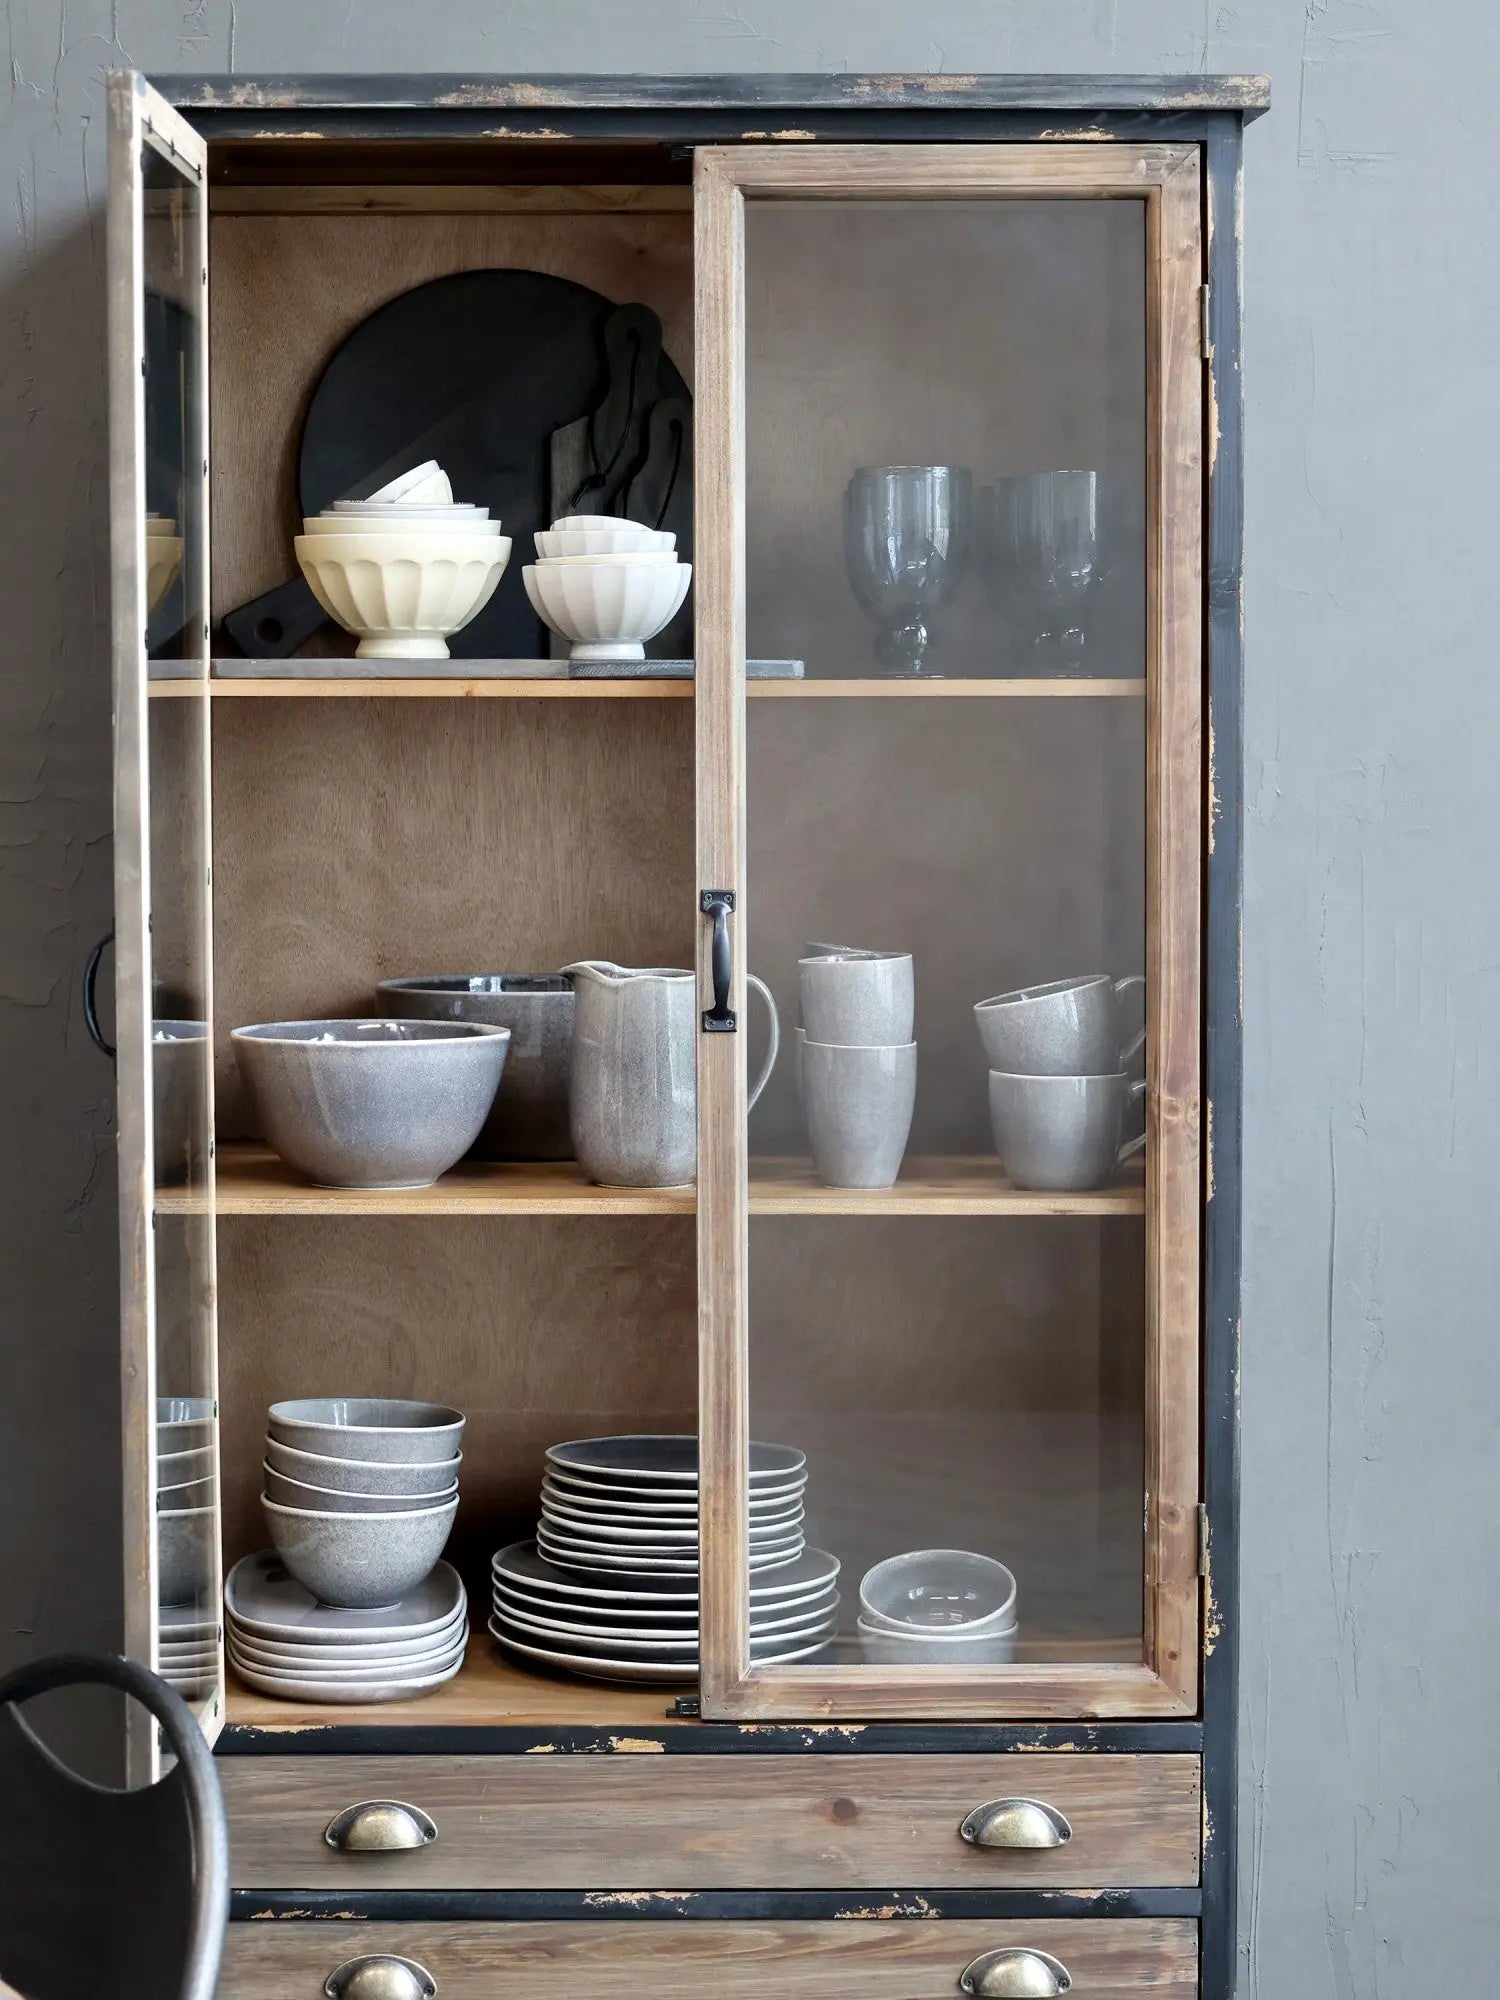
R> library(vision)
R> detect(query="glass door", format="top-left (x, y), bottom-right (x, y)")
top-left (694, 143), bottom-right (1202, 1720)
top-left (108, 73), bottom-right (221, 1773)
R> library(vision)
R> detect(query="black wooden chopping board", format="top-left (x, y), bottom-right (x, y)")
top-left (222, 269), bottom-right (692, 660)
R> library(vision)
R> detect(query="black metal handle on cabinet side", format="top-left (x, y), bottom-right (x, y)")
top-left (700, 889), bottom-right (736, 1033)
top-left (84, 931), bottom-right (116, 1064)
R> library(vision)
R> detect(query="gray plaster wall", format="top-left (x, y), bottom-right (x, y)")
top-left (0, 3), bottom-right (1490, 1991)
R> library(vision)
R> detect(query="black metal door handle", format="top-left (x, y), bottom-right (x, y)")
top-left (700, 890), bottom-right (736, 1032)
top-left (84, 931), bottom-right (116, 1064)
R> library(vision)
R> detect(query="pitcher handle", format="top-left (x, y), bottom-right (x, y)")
top-left (1117, 1075), bottom-right (1148, 1165)
top-left (1114, 972), bottom-right (1146, 1070)
top-left (746, 975), bottom-right (781, 1113)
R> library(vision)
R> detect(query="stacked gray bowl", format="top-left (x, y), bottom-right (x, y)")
top-left (156, 1396), bottom-right (217, 1696)
top-left (489, 1434), bottom-right (841, 1684)
top-left (230, 1398), bottom-right (467, 1703)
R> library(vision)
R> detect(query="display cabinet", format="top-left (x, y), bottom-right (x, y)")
top-left (106, 70), bottom-right (1264, 2000)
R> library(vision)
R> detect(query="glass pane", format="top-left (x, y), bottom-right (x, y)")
top-left (142, 132), bottom-right (219, 1696)
top-left (743, 196), bottom-right (1147, 1673)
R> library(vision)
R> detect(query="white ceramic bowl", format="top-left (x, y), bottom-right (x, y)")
top-left (551, 513), bottom-right (637, 531)
top-left (533, 550), bottom-right (678, 566)
top-left (363, 461), bottom-right (452, 505)
top-left (858, 1549), bottom-right (1018, 1634)
top-left (534, 526), bottom-right (674, 559)
top-left (145, 532), bottom-right (183, 615)
top-left (522, 560), bottom-right (691, 665)
top-left (295, 533), bottom-right (511, 659)
top-left (303, 514), bottom-right (496, 537)
top-left (856, 1616), bottom-right (1017, 1665)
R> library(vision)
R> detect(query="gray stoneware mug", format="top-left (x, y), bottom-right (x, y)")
top-left (974, 973), bottom-right (1145, 1077)
top-left (988, 1069), bottom-right (1146, 1192)
top-left (379, 974), bottom-right (576, 1160)
top-left (803, 1038), bottom-right (917, 1189)
top-left (799, 949), bottom-right (914, 1047)
top-left (563, 961), bottom-right (780, 1188)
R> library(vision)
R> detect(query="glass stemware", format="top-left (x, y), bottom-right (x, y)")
top-left (842, 465), bottom-right (972, 676)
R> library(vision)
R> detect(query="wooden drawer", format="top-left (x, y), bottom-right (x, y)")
top-left (220, 1753), bottom-right (1199, 1889)
top-left (221, 1919), bottom-right (1197, 1998)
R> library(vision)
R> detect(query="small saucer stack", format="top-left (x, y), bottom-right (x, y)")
top-left (294, 460), bottom-right (511, 659)
top-left (522, 515), bottom-right (691, 672)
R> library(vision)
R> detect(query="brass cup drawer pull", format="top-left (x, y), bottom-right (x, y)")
top-left (324, 1956), bottom-right (436, 2000)
top-left (324, 1800), bottom-right (438, 1853)
top-left (959, 1947), bottom-right (1072, 1997)
top-left (959, 1798), bottom-right (1074, 1850)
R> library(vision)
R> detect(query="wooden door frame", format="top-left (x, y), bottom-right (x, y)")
top-left (694, 140), bottom-right (1203, 1722)
top-left (108, 71), bottom-right (223, 1777)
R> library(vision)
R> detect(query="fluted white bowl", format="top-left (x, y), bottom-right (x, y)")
top-left (295, 532), bottom-right (512, 659)
top-left (534, 551), bottom-right (677, 566)
top-left (535, 526), bottom-right (674, 559)
top-left (146, 532), bottom-right (183, 615)
top-left (522, 560), bottom-right (691, 664)
top-left (303, 514), bottom-right (496, 537)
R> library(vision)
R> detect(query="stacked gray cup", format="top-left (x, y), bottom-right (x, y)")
top-left (974, 973), bottom-right (1147, 1191)
top-left (797, 944), bottom-right (916, 1188)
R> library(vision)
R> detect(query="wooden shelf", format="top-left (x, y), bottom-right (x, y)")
top-left (749, 677), bottom-right (1145, 699)
top-left (224, 1624), bottom-right (1143, 1733)
top-left (148, 672), bottom-right (1144, 700)
top-left (168, 1145), bottom-right (1144, 1219)
top-left (750, 1156), bottom-right (1145, 1216)
top-left (225, 1630), bottom-right (694, 1733)
top-left (179, 1146), bottom-right (695, 1216)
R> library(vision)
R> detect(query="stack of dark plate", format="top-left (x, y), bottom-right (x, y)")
top-left (489, 1434), bottom-right (840, 1683)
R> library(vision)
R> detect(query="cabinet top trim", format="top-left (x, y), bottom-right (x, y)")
top-left (150, 72), bottom-right (1271, 118)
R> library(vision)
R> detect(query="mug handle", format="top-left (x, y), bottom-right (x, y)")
top-left (1114, 972), bottom-right (1146, 1070)
top-left (746, 974), bottom-right (781, 1112)
top-left (1117, 1075), bottom-right (1148, 1165)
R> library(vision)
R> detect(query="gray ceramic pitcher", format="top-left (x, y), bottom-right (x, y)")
top-left (563, 961), bottom-right (780, 1188)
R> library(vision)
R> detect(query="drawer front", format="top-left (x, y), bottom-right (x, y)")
top-left (220, 1918), bottom-right (1197, 1998)
top-left (221, 1753), bottom-right (1199, 1889)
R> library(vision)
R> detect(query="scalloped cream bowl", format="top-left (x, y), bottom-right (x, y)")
top-left (294, 530), bottom-right (511, 659)
top-left (522, 559), bottom-right (691, 666)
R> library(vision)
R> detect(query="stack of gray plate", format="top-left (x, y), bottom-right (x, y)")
top-left (537, 1434), bottom-right (807, 1573)
top-left (157, 1396), bottom-right (217, 1686)
top-left (225, 1551), bottom-right (468, 1704)
top-left (489, 1434), bottom-right (837, 1684)
top-left (158, 1603), bottom-right (218, 1701)
top-left (489, 1540), bottom-right (841, 1685)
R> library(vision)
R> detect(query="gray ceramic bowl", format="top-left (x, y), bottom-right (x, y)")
top-left (157, 1475), bottom-right (215, 1511)
top-left (157, 1443), bottom-right (215, 1485)
top-left (265, 1436), bottom-right (463, 1495)
top-left (232, 1018), bottom-right (510, 1190)
top-left (157, 1507), bottom-right (215, 1607)
top-left (262, 1494), bottom-right (459, 1609)
top-left (378, 975), bottom-right (575, 1160)
top-left (267, 1398), bottom-right (466, 1465)
top-left (263, 1463), bottom-right (457, 1514)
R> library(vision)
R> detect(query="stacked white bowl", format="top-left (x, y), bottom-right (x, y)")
top-left (229, 1398), bottom-right (468, 1703)
top-left (522, 514), bottom-right (691, 671)
top-left (294, 460), bottom-right (511, 660)
top-left (145, 511), bottom-right (183, 615)
top-left (156, 1396), bottom-right (217, 1695)
top-left (856, 1549), bottom-right (1019, 1664)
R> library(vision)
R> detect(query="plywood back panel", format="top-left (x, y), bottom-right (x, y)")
top-left (208, 207), bottom-right (694, 626)
top-left (216, 1214), bottom-right (697, 1578)
top-left (211, 696), bottom-right (694, 1134)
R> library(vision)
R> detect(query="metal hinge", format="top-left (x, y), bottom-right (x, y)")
top-left (1199, 283), bottom-right (1212, 360)
top-left (668, 1694), bottom-right (700, 1719)
top-left (1197, 1504), bottom-right (1211, 1576)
